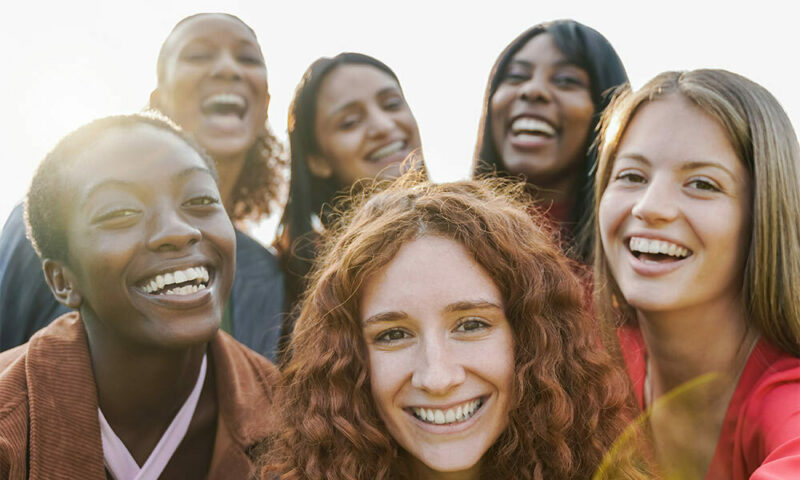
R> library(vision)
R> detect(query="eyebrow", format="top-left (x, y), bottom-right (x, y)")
top-left (329, 86), bottom-right (402, 117)
top-left (362, 300), bottom-right (504, 326)
top-left (80, 165), bottom-right (215, 209)
top-left (615, 153), bottom-right (740, 181)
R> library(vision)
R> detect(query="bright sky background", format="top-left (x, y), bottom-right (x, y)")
top-left (2, 0), bottom-right (797, 241)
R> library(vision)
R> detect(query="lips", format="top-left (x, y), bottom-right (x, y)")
top-left (628, 236), bottom-right (692, 262)
top-left (201, 93), bottom-right (247, 118)
top-left (410, 397), bottom-right (484, 426)
top-left (366, 139), bottom-right (409, 163)
top-left (137, 265), bottom-right (212, 296)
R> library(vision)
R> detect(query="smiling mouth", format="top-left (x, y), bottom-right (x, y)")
top-left (138, 266), bottom-right (212, 296)
top-left (629, 237), bottom-right (692, 263)
top-left (367, 140), bottom-right (407, 163)
top-left (510, 116), bottom-right (556, 138)
top-left (409, 397), bottom-right (485, 426)
top-left (201, 93), bottom-right (247, 118)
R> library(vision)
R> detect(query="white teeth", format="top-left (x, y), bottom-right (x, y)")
top-left (368, 140), bottom-right (405, 161)
top-left (412, 398), bottom-right (484, 426)
top-left (629, 237), bottom-right (689, 258)
top-left (511, 117), bottom-right (556, 136)
top-left (140, 266), bottom-right (210, 295)
top-left (202, 93), bottom-right (246, 111)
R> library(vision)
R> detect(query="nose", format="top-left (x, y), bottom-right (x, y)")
top-left (518, 72), bottom-right (551, 103)
top-left (366, 107), bottom-right (395, 139)
top-left (411, 336), bottom-right (466, 395)
top-left (210, 51), bottom-right (243, 81)
top-left (631, 177), bottom-right (680, 224)
top-left (145, 205), bottom-right (202, 252)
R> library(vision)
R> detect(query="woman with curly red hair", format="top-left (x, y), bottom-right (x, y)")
top-left (260, 175), bottom-right (644, 479)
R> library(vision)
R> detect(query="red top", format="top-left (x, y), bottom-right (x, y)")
top-left (618, 325), bottom-right (800, 479)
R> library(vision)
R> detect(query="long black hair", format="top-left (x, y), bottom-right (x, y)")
top-left (276, 52), bottom-right (405, 317)
top-left (473, 19), bottom-right (628, 260)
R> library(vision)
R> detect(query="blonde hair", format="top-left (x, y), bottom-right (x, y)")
top-left (593, 69), bottom-right (800, 356)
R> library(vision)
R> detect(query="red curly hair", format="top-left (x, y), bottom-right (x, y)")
top-left (260, 174), bottom-right (644, 479)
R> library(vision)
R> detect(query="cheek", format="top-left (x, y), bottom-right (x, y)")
top-left (598, 190), bottom-right (627, 250)
top-left (368, 350), bottom-right (408, 414)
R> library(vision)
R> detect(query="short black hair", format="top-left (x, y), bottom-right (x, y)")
top-left (25, 111), bottom-right (217, 263)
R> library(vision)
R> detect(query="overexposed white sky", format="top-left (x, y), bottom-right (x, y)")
top-left (2, 0), bottom-right (797, 239)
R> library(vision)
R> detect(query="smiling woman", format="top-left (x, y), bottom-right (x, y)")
top-left (276, 52), bottom-right (424, 327)
top-left (594, 69), bottom-right (800, 479)
top-left (473, 19), bottom-right (628, 260)
top-left (0, 113), bottom-right (278, 479)
top-left (259, 174), bottom-right (646, 479)
top-left (0, 13), bottom-right (287, 361)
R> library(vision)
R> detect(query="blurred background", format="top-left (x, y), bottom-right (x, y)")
top-left (2, 0), bottom-right (795, 241)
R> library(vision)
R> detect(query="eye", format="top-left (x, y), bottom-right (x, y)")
top-left (181, 51), bottom-right (212, 63)
top-left (552, 74), bottom-right (587, 89)
top-left (501, 70), bottom-right (530, 84)
top-left (337, 114), bottom-right (361, 130)
top-left (92, 208), bottom-right (140, 226)
top-left (382, 96), bottom-right (405, 111)
top-left (454, 317), bottom-right (490, 333)
top-left (686, 177), bottom-right (721, 192)
top-left (238, 54), bottom-right (263, 65)
top-left (184, 195), bottom-right (221, 207)
top-left (614, 169), bottom-right (647, 185)
top-left (375, 328), bottom-right (412, 344)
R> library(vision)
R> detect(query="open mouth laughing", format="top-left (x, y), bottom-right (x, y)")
top-left (201, 93), bottom-right (247, 119)
top-left (628, 236), bottom-right (692, 263)
top-left (367, 140), bottom-right (409, 163)
top-left (138, 266), bottom-right (212, 296)
top-left (409, 397), bottom-right (485, 426)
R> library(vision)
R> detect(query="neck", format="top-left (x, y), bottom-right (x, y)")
top-left (526, 169), bottom-right (581, 205)
top-left (213, 152), bottom-right (248, 213)
top-left (638, 294), bottom-right (756, 398)
top-left (84, 320), bottom-right (210, 458)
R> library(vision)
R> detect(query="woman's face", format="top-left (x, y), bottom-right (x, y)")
top-left (61, 124), bottom-right (235, 349)
top-left (151, 14), bottom-right (269, 163)
top-left (361, 235), bottom-right (514, 476)
top-left (599, 95), bottom-right (751, 315)
top-left (490, 33), bottom-right (594, 187)
top-left (312, 64), bottom-right (421, 187)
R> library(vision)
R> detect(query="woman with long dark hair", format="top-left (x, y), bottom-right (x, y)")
top-left (276, 52), bottom-right (423, 318)
top-left (474, 19), bottom-right (627, 259)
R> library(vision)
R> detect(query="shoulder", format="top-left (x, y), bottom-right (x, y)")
top-left (0, 340), bottom-right (30, 478)
top-left (736, 344), bottom-right (800, 476)
top-left (212, 331), bottom-right (280, 393)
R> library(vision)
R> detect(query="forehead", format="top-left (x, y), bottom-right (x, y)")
top-left (618, 95), bottom-right (741, 166)
top-left (360, 236), bottom-right (502, 316)
top-left (317, 64), bottom-right (399, 112)
top-left (66, 124), bottom-right (211, 197)
top-left (510, 33), bottom-right (567, 65)
top-left (164, 14), bottom-right (259, 54)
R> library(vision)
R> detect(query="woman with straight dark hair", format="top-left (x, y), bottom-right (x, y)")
top-left (474, 19), bottom-right (627, 259)
top-left (276, 52), bottom-right (423, 321)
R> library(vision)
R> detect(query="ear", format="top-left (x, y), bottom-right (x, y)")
top-left (149, 88), bottom-right (163, 111)
top-left (42, 259), bottom-right (83, 309)
top-left (307, 154), bottom-right (333, 179)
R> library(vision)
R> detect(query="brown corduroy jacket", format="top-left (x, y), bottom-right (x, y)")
top-left (0, 312), bottom-right (279, 479)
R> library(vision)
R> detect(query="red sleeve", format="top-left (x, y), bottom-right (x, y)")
top-left (738, 365), bottom-right (800, 479)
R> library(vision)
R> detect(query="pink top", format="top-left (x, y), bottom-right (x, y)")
top-left (618, 325), bottom-right (800, 479)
